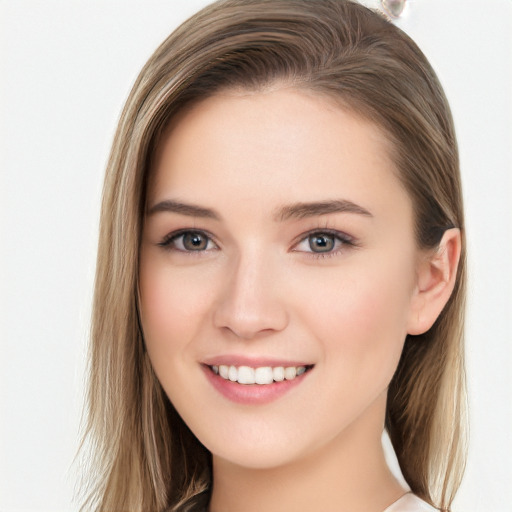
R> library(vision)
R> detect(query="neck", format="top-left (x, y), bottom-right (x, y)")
top-left (208, 392), bottom-right (406, 512)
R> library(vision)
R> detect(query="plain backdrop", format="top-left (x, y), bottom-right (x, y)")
top-left (1, 1), bottom-right (511, 511)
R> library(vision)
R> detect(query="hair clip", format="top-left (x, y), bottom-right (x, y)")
top-left (380, 0), bottom-right (407, 18)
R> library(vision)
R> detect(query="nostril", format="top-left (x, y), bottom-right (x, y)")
top-left (213, 301), bottom-right (289, 340)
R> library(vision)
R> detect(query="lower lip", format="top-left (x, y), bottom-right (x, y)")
top-left (202, 365), bottom-right (311, 405)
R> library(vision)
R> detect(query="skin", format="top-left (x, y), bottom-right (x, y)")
top-left (139, 86), bottom-right (460, 512)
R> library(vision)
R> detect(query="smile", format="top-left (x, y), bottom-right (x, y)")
top-left (203, 361), bottom-right (314, 404)
top-left (210, 364), bottom-right (310, 385)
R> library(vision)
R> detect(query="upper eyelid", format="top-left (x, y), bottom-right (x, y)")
top-left (292, 228), bottom-right (355, 246)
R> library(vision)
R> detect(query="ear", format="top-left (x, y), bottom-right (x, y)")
top-left (407, 228), bottom-right (461, 335)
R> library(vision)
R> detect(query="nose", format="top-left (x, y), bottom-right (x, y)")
top-left (213, 250), bottom-right (289, 340)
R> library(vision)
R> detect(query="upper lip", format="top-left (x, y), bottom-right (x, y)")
top-left (202, 355), bottom-right (313, 368)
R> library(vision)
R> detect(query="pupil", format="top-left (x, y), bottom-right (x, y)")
top-left (184, 233), bottom-right (206, 250)
top-left (310, 234), bottom-right (334, 252)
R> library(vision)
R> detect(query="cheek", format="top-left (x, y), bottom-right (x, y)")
top-left (138, 254), bottom-right (215, 359)
top-left (295, 255), bottom-right (415, 379)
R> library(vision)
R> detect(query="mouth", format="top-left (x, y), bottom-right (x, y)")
top-left (208, 364), bottom-right (314, 385)
top-left (201, 357), bottom-right (315, 404)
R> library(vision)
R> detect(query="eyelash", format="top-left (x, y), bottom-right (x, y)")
top-left (158, 229), bottom-right (219, 254)
top-left (292, 229), bottom-right (356, 259)
top-left (157, 228), bottom-right (356, 259)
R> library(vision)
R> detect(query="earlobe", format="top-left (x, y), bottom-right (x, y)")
top-left (407, 228), bottom-right (461, 335)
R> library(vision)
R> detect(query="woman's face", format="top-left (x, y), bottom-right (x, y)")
top-left (139, 87), bottom-right (423, 469)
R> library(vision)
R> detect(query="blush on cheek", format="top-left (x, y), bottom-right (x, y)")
top-left (139, 267), bottom-right (217, 352)
top-left (307, 271), bottom-right (409, 361)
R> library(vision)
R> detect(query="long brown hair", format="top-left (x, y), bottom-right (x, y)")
top-left (81, 1), bottom-right (467, 510)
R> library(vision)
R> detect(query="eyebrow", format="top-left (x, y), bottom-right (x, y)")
top-left (147, 198), bottom-right (372, 221)
top-left (274, 199), bottom-right (373, 221)
top-left (147, 200), bottom-right (221, 220)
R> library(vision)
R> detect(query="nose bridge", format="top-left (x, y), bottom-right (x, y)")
top-left (213, 244), bottom-right (288, 339)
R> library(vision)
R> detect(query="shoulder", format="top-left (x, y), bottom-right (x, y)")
top-left (383, 493), bottom-right (439, 512)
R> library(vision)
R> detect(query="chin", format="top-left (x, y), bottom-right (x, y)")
top-left (210, 441), bottom-right (306, 470)
top-left (196, 416), bottom-right (335, 472)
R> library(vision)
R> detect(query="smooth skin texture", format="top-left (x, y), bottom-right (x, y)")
top-left (139, 87), bottom-right (460, 512)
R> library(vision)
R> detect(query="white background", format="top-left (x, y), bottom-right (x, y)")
top-left (1, 1), bottom-right (511, 511)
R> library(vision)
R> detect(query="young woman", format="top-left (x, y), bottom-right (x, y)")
top-left (82, 1), bottom-right (467, 511)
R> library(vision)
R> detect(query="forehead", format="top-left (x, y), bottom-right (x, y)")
top-left (148, 87), bottom-right (411, 224)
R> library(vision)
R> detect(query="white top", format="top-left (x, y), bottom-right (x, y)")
top-left (383, 493), bottom-right (438, 512)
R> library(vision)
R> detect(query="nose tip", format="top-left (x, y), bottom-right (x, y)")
top-left (213, 259), bottom-right (289, 340)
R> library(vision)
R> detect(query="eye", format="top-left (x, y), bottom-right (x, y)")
top-left (158, 230), bottom-right (217, 252)
top-left (306, 233), bottom-right (337, 253)
top-left (293, 230), bottom-right (353, 255)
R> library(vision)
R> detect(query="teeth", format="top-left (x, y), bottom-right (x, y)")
top-left (228, 365), bottom-right (238, 382)
top-left (284, 366), bottom-right (296, 380)
top-left (255, 367), bottom-right (273, 385)
top-left (214, 364), bottom-right (308, 385)
top-left (273, 366), bottom-right (285, 382)
top-left (219, 365), bottom-right (229, 379)
top-left (238, 366), bottom-right (255, 385)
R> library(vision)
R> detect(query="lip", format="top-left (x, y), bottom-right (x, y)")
top-left (201, 361), bottom-right (313, 405)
